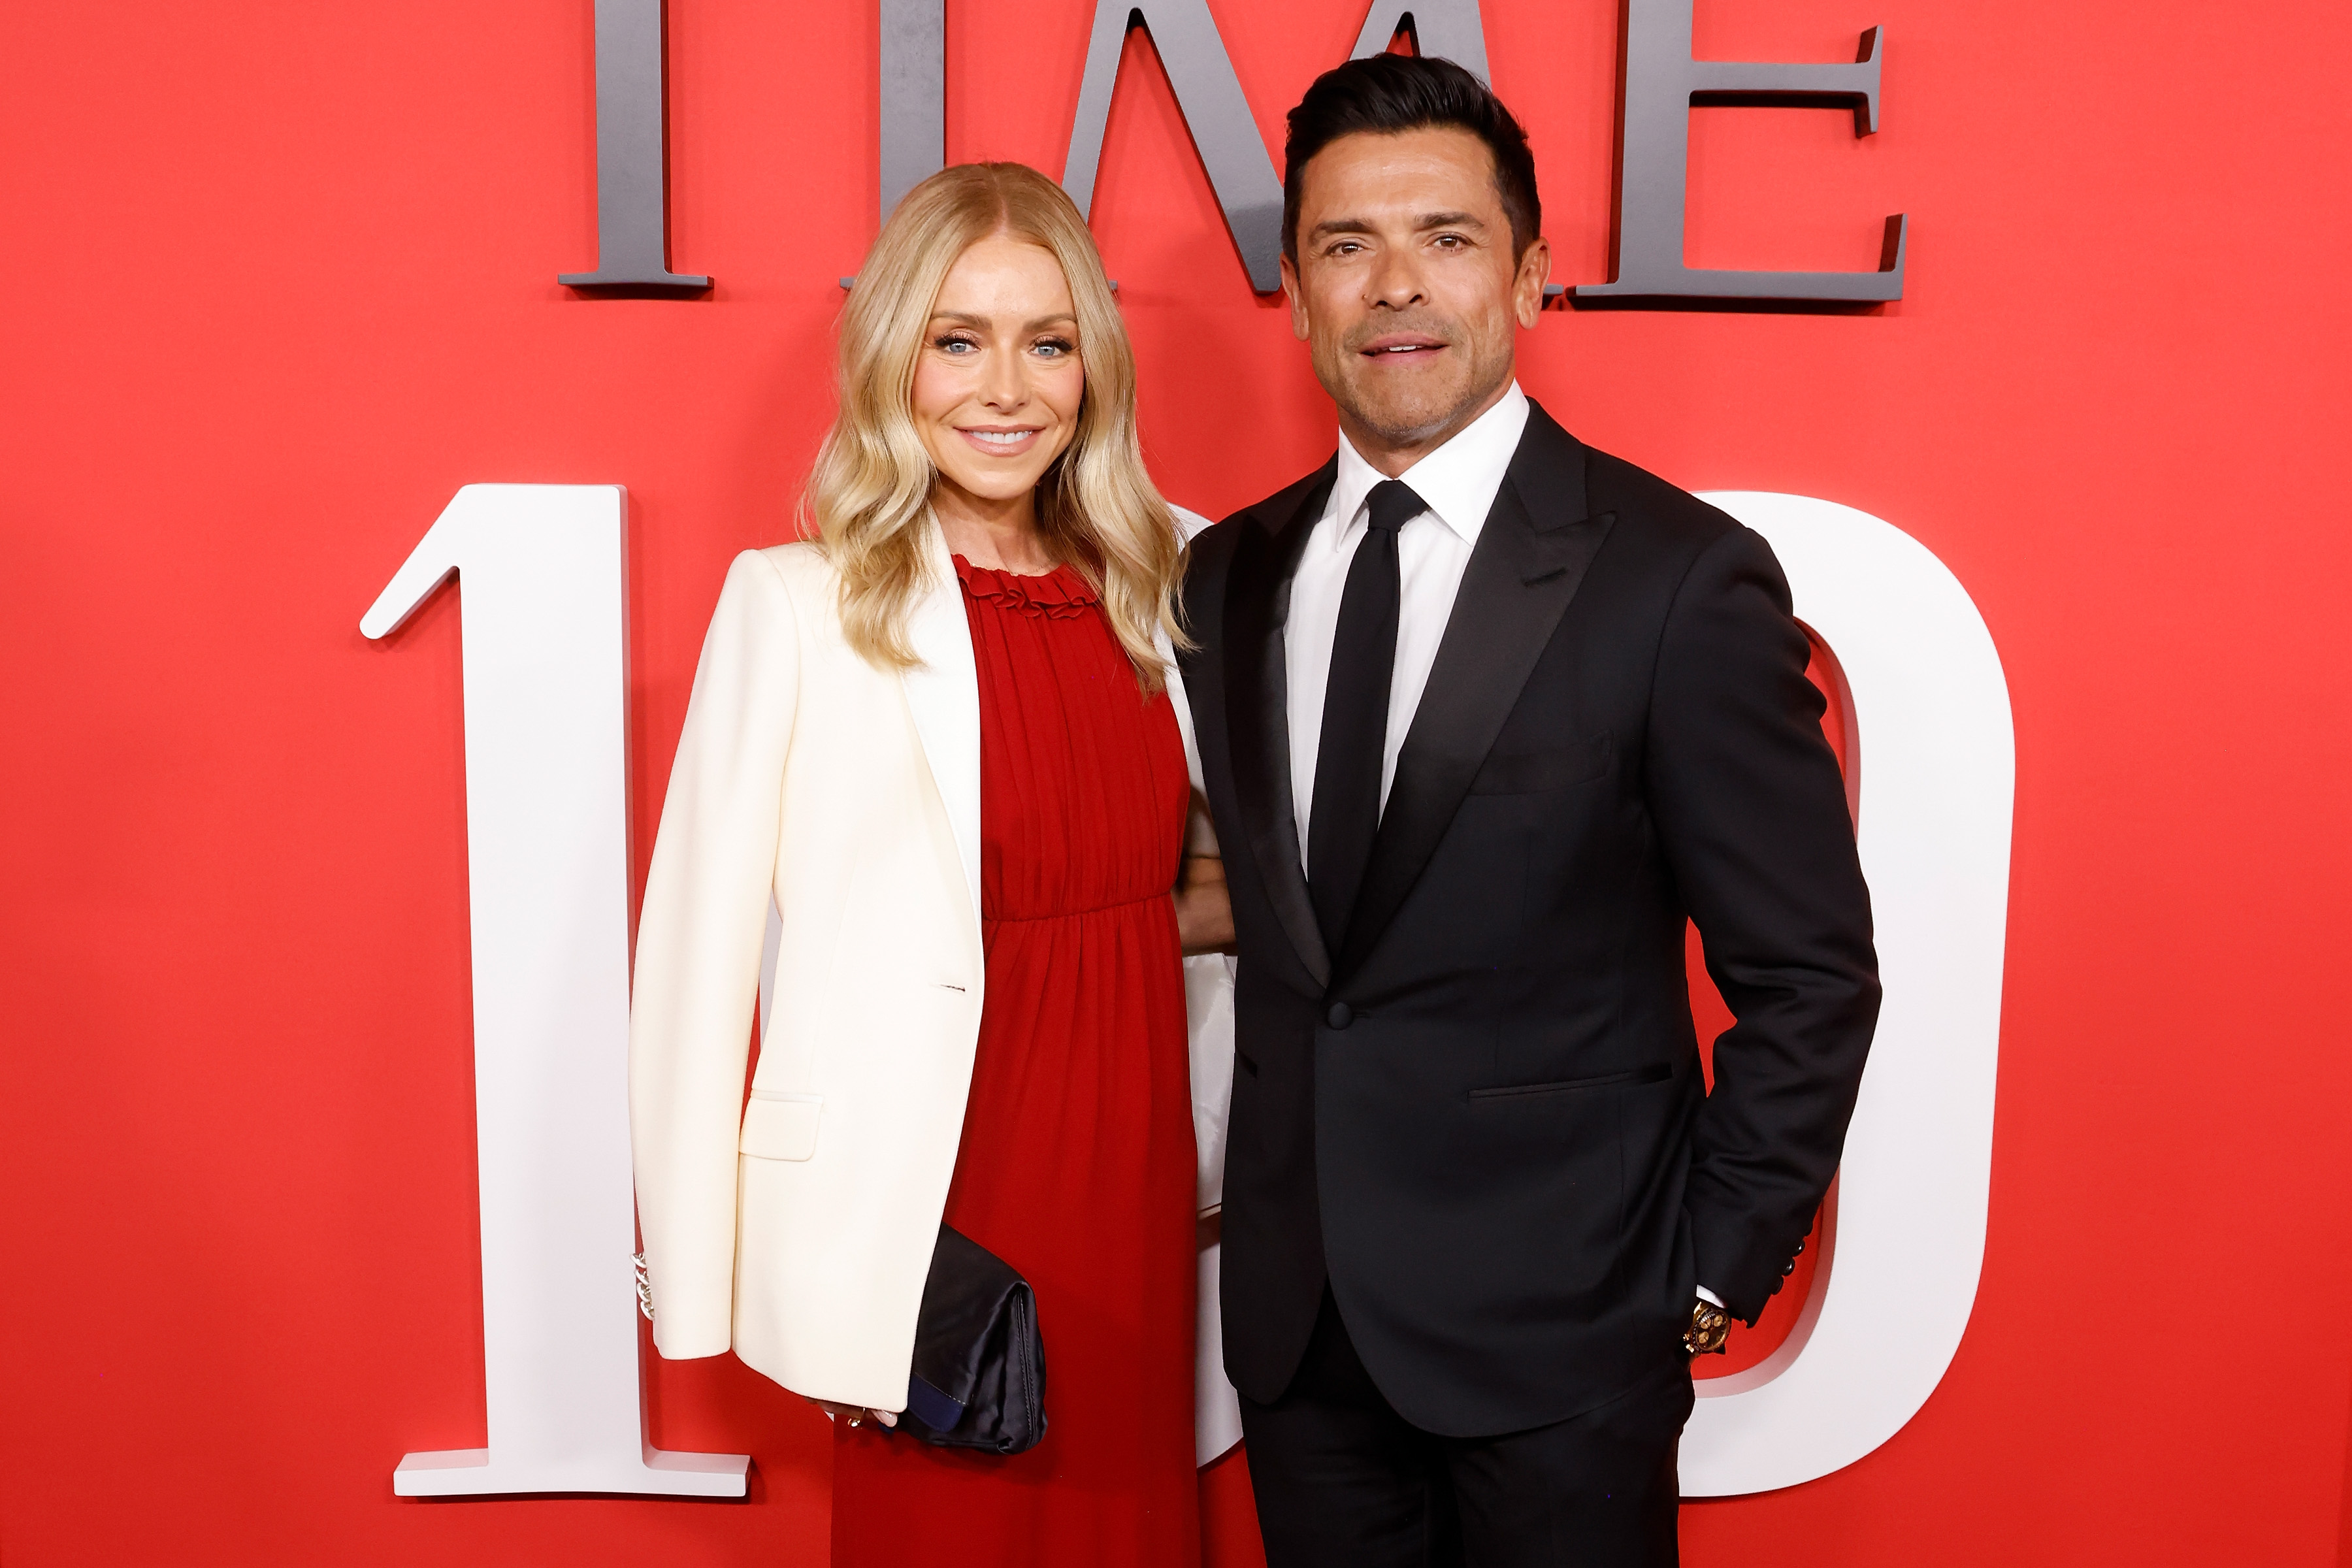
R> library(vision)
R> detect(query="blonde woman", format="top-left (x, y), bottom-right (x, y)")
top-left (628, 163), bottom-right (1227, 1566)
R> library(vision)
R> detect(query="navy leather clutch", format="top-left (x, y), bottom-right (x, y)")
top-left (887, 1224), bottom-right (1047, 1455)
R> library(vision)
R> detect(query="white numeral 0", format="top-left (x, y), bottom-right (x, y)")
top-left (1683, 493), bottom-right (2012, 1496)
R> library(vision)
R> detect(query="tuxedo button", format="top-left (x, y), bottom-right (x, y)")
top-left (1326, 1002), bottom-right (1353, 1029)
top-left (1783, 1260), bottom-right (1797, 1275)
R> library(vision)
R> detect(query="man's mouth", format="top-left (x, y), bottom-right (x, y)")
top-left (1358, 335), bottom-right (1448, 361)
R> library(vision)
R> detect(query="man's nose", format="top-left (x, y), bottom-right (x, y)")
top-left (1365, 248), bottom-right (1428, 310)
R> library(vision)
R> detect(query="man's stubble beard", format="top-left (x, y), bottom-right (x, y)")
top-left (1317, 325), bottom-right (1514, 455)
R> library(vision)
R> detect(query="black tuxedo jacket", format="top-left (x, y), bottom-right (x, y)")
top-left (1178, 403), bottom-right (1880, 1437)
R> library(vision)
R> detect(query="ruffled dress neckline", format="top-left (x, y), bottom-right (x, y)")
top-left (951, 554), bottom-right (1099, 619)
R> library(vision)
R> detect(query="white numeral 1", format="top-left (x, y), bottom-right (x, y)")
top-left (1681, 493), bottom-right (2013, 1496)
top-left (363, 484), bottom-right (747, 1497)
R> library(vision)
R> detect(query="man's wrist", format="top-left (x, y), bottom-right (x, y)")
top-left (1683, 1296), bottom-right (1731, 1356)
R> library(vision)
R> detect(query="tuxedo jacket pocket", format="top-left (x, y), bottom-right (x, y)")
top-left (1469, 1063), bottom-right (1671, 1100)
top-left (1468, 732), bottom-right (1613, 795)
top-left (740, 1090), bottom-right (823, 1161)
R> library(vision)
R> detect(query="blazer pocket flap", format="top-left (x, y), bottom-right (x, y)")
top-left (740, 1092), bottom-right (823, 1161)
top-left (1469, 732), bottom-right (1613, 795)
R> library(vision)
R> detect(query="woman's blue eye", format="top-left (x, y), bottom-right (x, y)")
top-left (934, 336), bottom-right (976, 353)
top-left (1033, 338), bottom-right (1075, 358)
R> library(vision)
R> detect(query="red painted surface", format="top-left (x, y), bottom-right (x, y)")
top-left (3, 0), bottom-right (2349, 1563)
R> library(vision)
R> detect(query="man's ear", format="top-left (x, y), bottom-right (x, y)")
top-left (1280, 254), bottom-right (1310, 342)
top-left (1512, 237), bottom-right (1553, 330)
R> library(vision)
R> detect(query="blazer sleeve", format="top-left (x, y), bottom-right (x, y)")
top-left (629, 549), bottom-right (802, 1359)
top-left (1167, 502), bottom-right (1238, 1216)
top-left (1646, 525), bottom-right (1882, 1324)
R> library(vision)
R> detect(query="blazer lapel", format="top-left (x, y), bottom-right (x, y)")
top-left (1162, 506), bottom-right (1217, 798)
top-left (1335, 408), bottom-right (1616, 982)
top-left (899, 521), bottom-right (984, 934)
top-left (1224, 462), bottom-right (1337, 990)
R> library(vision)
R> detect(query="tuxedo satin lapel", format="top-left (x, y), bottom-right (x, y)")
top-left (898, 521), bottom-right (983, 932)
top-left (1224, 464), bottom-right (1336, 989)
top-left (1337, 414), bottom-right (1615, 982)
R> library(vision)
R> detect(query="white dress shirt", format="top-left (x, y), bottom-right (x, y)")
top-left (1280, 383), bottom-right (1731, 1315)
top-left (1286, 382), bottom-right (1529, 854)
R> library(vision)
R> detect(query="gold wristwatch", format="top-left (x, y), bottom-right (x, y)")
top-left (1683, 1297), bottom-right (1731, 1356)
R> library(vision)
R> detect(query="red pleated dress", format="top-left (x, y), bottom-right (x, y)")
top-left (829, 556), bottom-right (1201, 1568)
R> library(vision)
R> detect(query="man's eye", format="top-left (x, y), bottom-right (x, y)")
top-left (1433, 234), bottom-right (1467, 250)
top-left (1328, 240), bottom-right (1364, 258)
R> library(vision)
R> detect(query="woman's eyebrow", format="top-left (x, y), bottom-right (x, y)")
top-left (928, 312), bottom-right (1077, 331)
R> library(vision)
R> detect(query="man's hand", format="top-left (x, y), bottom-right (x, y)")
top-left (1174, 853), bottom-right (1236, 955)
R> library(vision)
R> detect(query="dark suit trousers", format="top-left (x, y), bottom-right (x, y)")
top-left (1239, 1290), bottom-right (1693, 1568)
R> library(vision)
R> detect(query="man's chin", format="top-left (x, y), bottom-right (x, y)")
top-left (1340, 392), bottom-right (1473, 453)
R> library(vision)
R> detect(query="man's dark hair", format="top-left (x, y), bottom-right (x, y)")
top-left (1282, 54), bottom-right (1541, 267)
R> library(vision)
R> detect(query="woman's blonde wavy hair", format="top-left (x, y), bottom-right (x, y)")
top-left (803, 161), bottom-right (1188, 688)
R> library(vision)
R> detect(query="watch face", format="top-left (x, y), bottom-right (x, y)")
top-left (1684, 1301), bottom-right (1731, 1355)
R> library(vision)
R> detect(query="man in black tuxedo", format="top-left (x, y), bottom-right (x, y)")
top-left (1177, 56), bottom-right (1881, 1566)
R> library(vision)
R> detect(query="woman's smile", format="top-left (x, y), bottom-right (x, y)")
top-left (958, 425), bottom-right (1044, 455)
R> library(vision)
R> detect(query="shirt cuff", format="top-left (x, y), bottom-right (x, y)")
top-left (1695, 1286), bottom-right (1725, 1308)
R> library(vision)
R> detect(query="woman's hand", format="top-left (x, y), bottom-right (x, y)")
top-left (1174, 853), bottom-right (1235, 955)
top-left (807, 1396), bottom-right (898, 1428)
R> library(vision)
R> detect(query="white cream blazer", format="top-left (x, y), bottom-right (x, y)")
top-left (629, 516), bottom-right (1240, 1455)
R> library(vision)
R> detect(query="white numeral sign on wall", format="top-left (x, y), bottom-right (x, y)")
top-left (364, 484), bottom-right (747, 1497)
top-left (1682, 493), bottom-right (2012, 1496)
top-left (362, 483), bottom-right (2008, 1501)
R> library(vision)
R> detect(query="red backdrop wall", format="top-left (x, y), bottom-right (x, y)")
top-left (5, 0), bottom-right (2351, 1562)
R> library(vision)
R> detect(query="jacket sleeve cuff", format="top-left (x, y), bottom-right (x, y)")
top-left (640, 1242), bottom-right (738, 1360)
top-left (649, 1307), bottom-right (734, 1361)
top-left (1690, 1206), bottom-right (1798, 1326)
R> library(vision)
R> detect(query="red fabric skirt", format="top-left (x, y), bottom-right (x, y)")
top-left (829, 557), bottom-right (1200, 1568)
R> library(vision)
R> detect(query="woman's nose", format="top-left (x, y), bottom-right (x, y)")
top-left (979, 346), bottom-right (1028, 410)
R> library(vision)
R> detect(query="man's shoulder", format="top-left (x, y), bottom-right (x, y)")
top-left (1545, 425), bottom-right (1739, 558)
top-left (1500, 402), bottom-right (1736, 565)
top-left (1546, 429), bottom-right (1789, 616)
top-left (1183, 462), bottom-right (1334, 579)
top-left (1222, 463), bottom-right (1334, 531)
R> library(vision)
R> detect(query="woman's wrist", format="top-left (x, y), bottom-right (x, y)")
top-left (808, 1396), bottom-right (898, 1428)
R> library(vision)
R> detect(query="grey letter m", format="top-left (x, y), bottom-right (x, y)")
top-left (1059, 2), bottom-right (1489, 294)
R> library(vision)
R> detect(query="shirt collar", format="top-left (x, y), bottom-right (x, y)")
top-left (1326, 382), bottom-right (1529, 549)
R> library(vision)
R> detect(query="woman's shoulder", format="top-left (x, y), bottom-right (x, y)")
top-left (746, 537), bottom-right (834, 586)
top-left (705, 540), bottom-right (842, 644)
top-left (715, 538), bottom-right (837, 607)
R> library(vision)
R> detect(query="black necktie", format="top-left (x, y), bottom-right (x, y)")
top-left (1307, 478), bottom-right (1424, 956)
